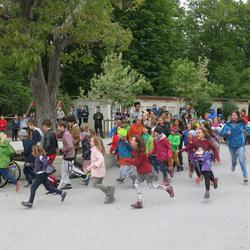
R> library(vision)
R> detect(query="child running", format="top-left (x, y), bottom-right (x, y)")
top-left (125, 136), bottom-right (174, 209)
top-left (114, 128), bottom-right (136, 184)
top-left (149, 126), bottom-right (173, 185)
top-left (21, 146), bottom-right (67, 208)
top-left (168, 127), bottom-right (181, 172)
top-left (86, 137), bottom-right (115, 204)
top-left (180, 128), bottom-right (220, 199)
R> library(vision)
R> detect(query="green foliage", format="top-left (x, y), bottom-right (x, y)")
top-left (170, 57), bottom-right (223, 111)
top-left (114, 0), bottom-right (185, 94)
top-left (89, 53), bottom-right (152, 107)
top-left (222, 100), bottom-right (238, 120)
top-left (185, 0), bottom-right (250, 99)
top-left (0, 69), bottom-right (32, 115)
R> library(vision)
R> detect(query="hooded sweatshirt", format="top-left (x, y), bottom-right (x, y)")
top-left (149, 134), bottom-right (172, 161)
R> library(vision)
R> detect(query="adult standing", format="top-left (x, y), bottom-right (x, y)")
top-left (82, 105), bottom-right (89, 124)
top-left (77, 106), bottom-right (83, 127)
top-left (93, 106), bottom-right (104, 138)
top-left (57, 106), bottom-right (65, 122)
top-left (0, 116), bottom-right (8, 133)
top-left (130, 102), bottom-right (143, 122)
top-left (20, 113), bottom-right (29, 130)
top-left (11, 115), bottom-right (20, 141)
top-left (220, 111), bottom-right (250, 183)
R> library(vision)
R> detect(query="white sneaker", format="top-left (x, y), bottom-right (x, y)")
top-left (243, 176), bottom-right (248, 183)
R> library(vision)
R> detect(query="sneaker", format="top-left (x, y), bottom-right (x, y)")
top-left (131, 201), bottom-right (143, 209)
top-left (177, 166), bottom-right (181, 172)
top-left (231, 165), bottom-right (236, 172)
top-left (195, 176), bottom-right (202, 185)
top-left (167, 185), bottom-right (174, 198)
top-left (61, 191), bottom-right (67, 202)
top-left (213, 178), bottom-right (219, 189)
top-left (24, 183), bottom-right (32, 188)
top-left (21, 201), bottom-right (32, 208)
top-left (116, 178), bottom-right (124, 183)
top-left (108, 186), bottom-right (115, 198)
top-left (16, 181), bottom-right (20, 192)
top-left (180, 166), bottom-right (184, 171)
top-left (104, 197), bottom-right (115, 204)
top-left (60, 184), bottom-right (72, 190)
top-left (203, 191), bottom-right (210, 199)
top-left (243, 176), bottom-right (248, 183)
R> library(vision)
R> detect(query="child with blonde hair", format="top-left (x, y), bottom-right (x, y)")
top-left (21, 145), bottom-right (67, 208)
top-left (86, 137), bottom-right (115, 204)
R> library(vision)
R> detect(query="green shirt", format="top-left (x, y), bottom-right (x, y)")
top-left (168, 134), bottom-right (180, 152)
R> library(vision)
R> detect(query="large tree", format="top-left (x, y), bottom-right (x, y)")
top-left (114, 0), bottom-right (185, 94)
top-left (184, 0), bottom-right (250, 98)
top-left (0, 0), bottom-right (142, 126)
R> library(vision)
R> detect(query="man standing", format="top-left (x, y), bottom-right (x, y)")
top-left (82, 105), bottom-right (89, 124)
top-left (93, 106), bottom-right (104, 138)
top-left (130, 102), bottom-right (143, 122)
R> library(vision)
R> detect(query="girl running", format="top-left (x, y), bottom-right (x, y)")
top-left (180, 128), bottom-right (220, 199)
top-left (125, 136), bottom-right (174, 209)
top-left (21, 146), bottom-right (67, 208)
top-left (149, 126), bottom-right (173, 184)
top-left (86, 137), bottom-right (115, 204)
top-left (220, 111), bottom-right (250, 183)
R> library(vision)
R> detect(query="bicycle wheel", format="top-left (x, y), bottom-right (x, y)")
top-left (0, 161), bottom-right (21, 188)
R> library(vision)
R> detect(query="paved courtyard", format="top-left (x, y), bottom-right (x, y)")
top-left (1, 144), bottom-right (250, 250)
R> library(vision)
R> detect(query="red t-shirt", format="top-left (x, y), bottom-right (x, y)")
top-left (0, 119), bottom-right (8, 131)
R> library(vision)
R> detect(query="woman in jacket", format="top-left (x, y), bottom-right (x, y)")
top-left (220, 111), bottom-right (250, 183)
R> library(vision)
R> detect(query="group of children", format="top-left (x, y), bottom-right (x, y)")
top-left (1, 108), bottom-right (250, 209)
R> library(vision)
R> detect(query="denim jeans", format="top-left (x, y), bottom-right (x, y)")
top-left (229, 146), bottom-right (248, 177)
top-left (0, 168), bottom-right (17, 184)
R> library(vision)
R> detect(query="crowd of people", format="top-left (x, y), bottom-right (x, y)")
top-left (0, 102), bottom-right (250, 209)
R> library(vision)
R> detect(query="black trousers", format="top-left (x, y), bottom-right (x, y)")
top-left (12, 129), bottom-right (18, 141)
top-left (23, 163), bottom-right (35, 184)
top-left (29, 173), bottom-right (62, 204)
top-left (95, 124), bottom-right (104, 137)
top-left (202, 171), bottom-right (215, 191)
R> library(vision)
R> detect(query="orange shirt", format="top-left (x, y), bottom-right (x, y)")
top-left (128, 124), bottom-right (144, 139)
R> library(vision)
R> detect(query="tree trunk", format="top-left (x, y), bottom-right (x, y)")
top-left (47, 42), bottom-right (62, 125)
top-left (29, 61), bottom-right (53, 128)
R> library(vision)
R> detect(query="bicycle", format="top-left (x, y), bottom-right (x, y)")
top-left (0, 161), bottom-right (21, 188)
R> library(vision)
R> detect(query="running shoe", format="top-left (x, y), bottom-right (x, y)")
top-left (213, 178), bottom-right (219, 189)
top-left (21, 201), bottom-right (32, 208)
top-left (131, 201), bottom-right (143, 209)
top-left (61, 191), bottom-right (67, 202)
top-left (203, 191), bottom-right (210, 199)
top-left (243, 176), bottom-right (248, 183)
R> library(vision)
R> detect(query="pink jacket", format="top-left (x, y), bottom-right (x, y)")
top-left (149, 134), bottom-right (172, 161)
top-left (87, 146), bottom-right (106, 178)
